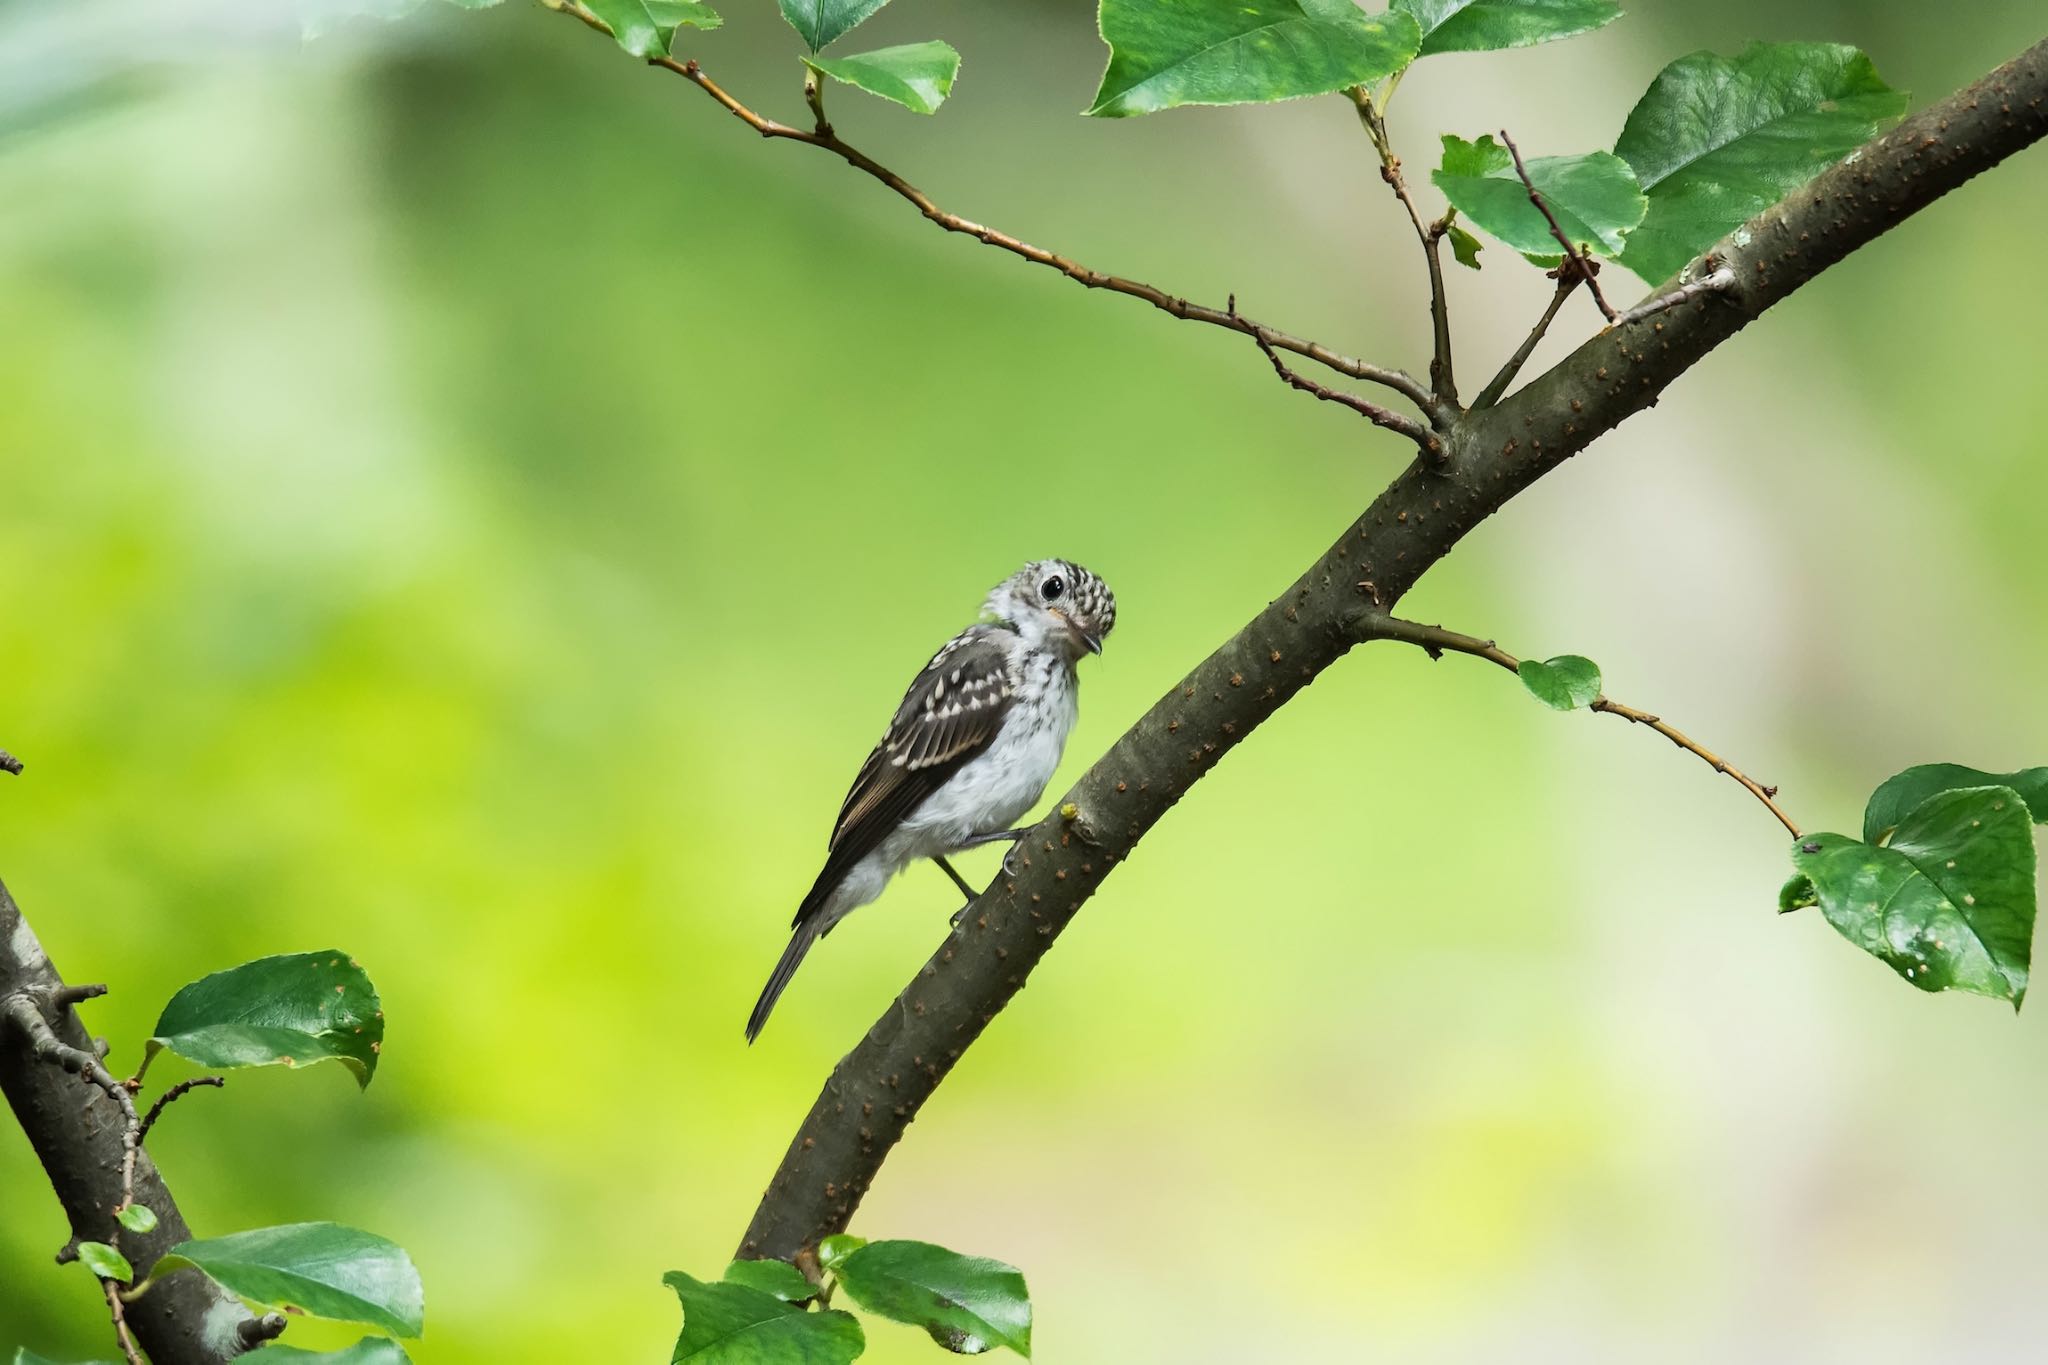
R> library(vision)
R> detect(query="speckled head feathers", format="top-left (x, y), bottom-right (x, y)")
top-left (984, 559), bottom-right (1115, 660)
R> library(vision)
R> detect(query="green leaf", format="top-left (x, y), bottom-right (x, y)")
top-left (665, 1271), bottom-right (864, 1364)
top-left (116, 1203), bottom-right (158, 1235)
top-left (1791, 786), bottom-right (2035, 1006)
top-left (14, 1352), bottom-right (116, 1365)
top-left (805, 42), bottom-right (960, 116)
top-left (1862, 764), bottom-right (2048, 844)
top-left (1393, 0), bottom-right (1618, 58)
top-left (723, 1258), bottom-right (818, 1302)
top-left (832, 1241), bottom-right (1031, 1357)
top-left (1445, 221), bottom-right (1484, 269)
top-left (1779, 873), bottom-right (1818, 914)
top-left (1088, 0), bottom-right (1420, 118)
top-left (1431, 135), bottom-right (1645, 260)
top-left (1515, 654), bottom-right (1602, 710)
top-left (583, 0), bottom-right (723, 60)
top-left (76, 1242), bottom-right (133, 1283)
top-left (154, 1224), bottom-right (424, 1337)
top-left (815, 1234), bottom-right (866, 1271)
top-left (248, 1344), bottom-right (412, 1365)
top-left (145, 951), bottom-right (383, 1088)
top-left (1613, 42), bottom-right (1907, 283)
top-left (777, 0), bottom-right (891, 53)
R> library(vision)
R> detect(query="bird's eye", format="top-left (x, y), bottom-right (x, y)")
top-left (1040, 576), bottom-right (1066, 602)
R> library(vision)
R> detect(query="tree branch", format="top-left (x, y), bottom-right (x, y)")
top-left (736, 36), bottom-right (2048, 1262)
top-left (1615, 262), bottom-right (1738, 327)
top-left (549, 3), bottom-right (1436, 417)
top-left (1, 877), bottom-right (277, 1363)
top-left (1351, 87), bottom-right (1458, 405)
top-left (1474, 279), bottom-right (1572, 409)
top-left (1499, 128), bottom-right (1618, 324)
top-left (1237, 297), bottom-right (1444, 454)
top-left (1359, 616), bottom-right (1801, 837)
top-left (138, 1076), bottom-right (227, 1145)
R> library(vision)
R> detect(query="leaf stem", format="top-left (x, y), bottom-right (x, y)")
top-left (1359, 616), bottom-right (1803, 837)
top-left (137, 1075), bottom-right (225, 1145)
top-left (802, 68), bottom-right (829, 135)
top-left (1376, 67), bottom-right (1406, 114)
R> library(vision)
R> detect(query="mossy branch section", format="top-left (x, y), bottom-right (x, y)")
top-left (740, 36), bottom-right (2048, 1261)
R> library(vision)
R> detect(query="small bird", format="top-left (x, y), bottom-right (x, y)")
top-left (746, 559), bottom-right (1117, 1042)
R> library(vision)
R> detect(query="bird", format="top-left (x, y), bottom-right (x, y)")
top-left (746, 559), bottom-right (1117, 1043)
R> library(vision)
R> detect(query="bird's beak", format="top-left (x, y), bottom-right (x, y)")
top-left (1050, 607), bottom-right (1104, 655)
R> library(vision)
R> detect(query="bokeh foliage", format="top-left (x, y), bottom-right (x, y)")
top-left (4, 1), bottom-right (2047, 1360)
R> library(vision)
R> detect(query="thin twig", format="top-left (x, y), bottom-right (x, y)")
top-left (138, 1076), bottom-right (225, 1145)
top-left (102, 1278), bottom-right (143, 1365)
top-left (1474, 281), bottom-right (1573, 409)
top-left (1350, 88), bottom-right (1457, 406)
top-left (1360, 616), bottom-right (1802, 837)
top-left (1498, 129), bottom-right (1617, 324)
top-left (1235, 298), bottom-right (1443, 454)
top-left (552, 3), bottom-right (1435, 415)
top-left (1617, 264), bottom-right (1738, 326)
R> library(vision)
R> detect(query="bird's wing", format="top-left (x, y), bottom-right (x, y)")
top-left (794, 629), bottom-right (1016, 926)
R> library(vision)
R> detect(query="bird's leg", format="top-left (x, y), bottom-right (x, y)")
top-left (955, 827), bottom-right (1033, 878)
top-left (937, 855), bottom-right (978, 908)
top-left (954, 828), bottom-right (1030, 849)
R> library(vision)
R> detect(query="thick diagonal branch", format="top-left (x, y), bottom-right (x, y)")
top-left (1, 879), bottom-right (271, 1364)
top-left (738, 37), bottom-right (2048, 1261)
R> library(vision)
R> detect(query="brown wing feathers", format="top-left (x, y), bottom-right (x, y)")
top-left (789, 630), bottom-right (1015, 929)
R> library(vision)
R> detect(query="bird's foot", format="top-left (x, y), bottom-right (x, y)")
top-left (956, 826), bottom-right (1030, 850)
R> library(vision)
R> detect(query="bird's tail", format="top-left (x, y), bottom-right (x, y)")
top-left (746, 920), bottom-right (822, 1044)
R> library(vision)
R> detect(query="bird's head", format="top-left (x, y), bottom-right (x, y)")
top-left (983, 559), bottom-right (1116, 662)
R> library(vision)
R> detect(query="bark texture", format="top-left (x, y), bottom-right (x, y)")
top-left (739, 35), bottom-right (2048, 1261)
top-left (1, 879), bottom-right (262, 1363)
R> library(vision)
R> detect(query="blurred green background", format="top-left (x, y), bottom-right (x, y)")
top-left (3, 1), bottom-right (2045, 1360)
